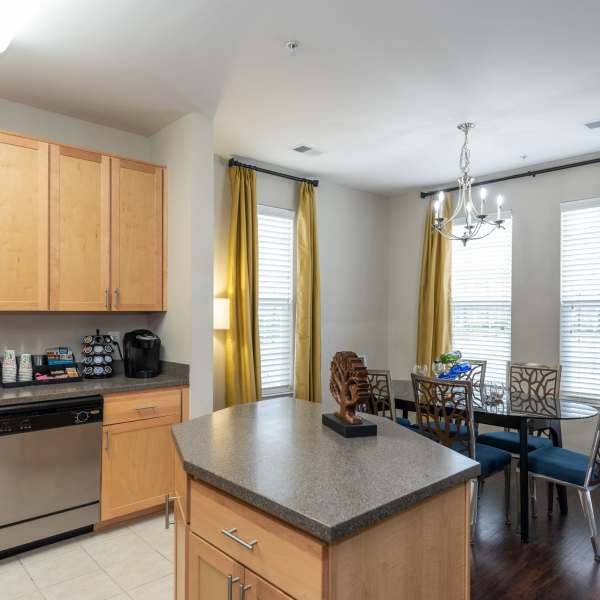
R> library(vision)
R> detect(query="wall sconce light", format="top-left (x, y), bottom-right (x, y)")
top-left (214, 298), bottom-right (230, 331)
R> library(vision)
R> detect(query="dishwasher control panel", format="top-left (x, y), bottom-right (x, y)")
top-left (0, 397), bottom-right (103, 436)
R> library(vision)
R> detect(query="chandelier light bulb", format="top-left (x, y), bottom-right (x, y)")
top-left (496, 194), bottom-right (503, 221)
top-left (437, 190), bottom-right (444, 203)
top-left (480, 187), bottom-right (487, 200)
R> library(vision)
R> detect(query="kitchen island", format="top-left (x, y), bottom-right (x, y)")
top-left (171, 398), bottom-right (479, 600)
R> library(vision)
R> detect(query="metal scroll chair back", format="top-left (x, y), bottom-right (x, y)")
top-left (410, 374), bottom-right (476, 457)
top-left (366, 370), bottom-right (397, 421)
top-left (457, 359), bottom-right (487, 407)
top-left (507, 362), bottom-right (562, 418)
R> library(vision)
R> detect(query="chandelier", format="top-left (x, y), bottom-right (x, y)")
top-left (433, 122), bottom-right (505, 245)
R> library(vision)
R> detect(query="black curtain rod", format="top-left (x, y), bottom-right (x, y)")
top-left (228, 158), bottom-right (319, 187)
top-left (420, 155), bottom-right (600, 199)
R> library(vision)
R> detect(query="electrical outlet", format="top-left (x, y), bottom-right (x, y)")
top-left (107, 331), bottom-right (121, 344)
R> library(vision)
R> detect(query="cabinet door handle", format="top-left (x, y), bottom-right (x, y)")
top-left (104, 288), bottom-right (110, 309)
top-left (221, 528), bottom-right (258, 551)
top-left (114, 288), bottom-right (120, 309)
top-left (136, 405), bottom-right (157, 413)
top-left (227, 575), bottom-right (240, 600)
top-left (239, 583), bottom-right (252, 600)
top-left (105, 431), bottom-right (110, 451)
top-left (164, 494), bottom-right (179, 529)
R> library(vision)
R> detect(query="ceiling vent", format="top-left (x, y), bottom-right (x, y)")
top-left (293, 145), bottom-right (312, 153)
top-left (585, 120), bottom-right (600, 130)
top-left (291, 144), bottom-right (323, 157)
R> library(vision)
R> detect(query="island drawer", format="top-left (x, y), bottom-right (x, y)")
top-left (190, 480), bottom-right (327, 600)
top-left (103, 387), bottom-right (182, 425)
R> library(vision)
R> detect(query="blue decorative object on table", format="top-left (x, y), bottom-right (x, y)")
top-left (438, 362), bottom-right (472, 380)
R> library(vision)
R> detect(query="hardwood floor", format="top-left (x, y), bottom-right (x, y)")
top-left (472, 473), bottom-right (600, 599)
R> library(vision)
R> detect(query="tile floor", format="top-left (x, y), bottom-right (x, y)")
top-left (0, 513), bottom-right (174, 600)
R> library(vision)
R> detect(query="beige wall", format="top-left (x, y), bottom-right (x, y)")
top-left (0, 97), bottom-right (151, 161)
top-left (149, 113), bottom-right (214, 418)
top-left (213, 157), bottom-right (390, 412)
top-left (387, 154), bottom-right (600, 453)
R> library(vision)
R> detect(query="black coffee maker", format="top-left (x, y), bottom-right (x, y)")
top-left (123, 330), bottom-right (161, 378)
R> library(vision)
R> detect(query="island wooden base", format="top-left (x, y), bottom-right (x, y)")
top-left (174, 454), bottom-right (470, 600)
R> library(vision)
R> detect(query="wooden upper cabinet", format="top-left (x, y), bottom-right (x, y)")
top-left (0, 133), bottom-right (49, 310)
top-left (49, 145), bottom-right (110, 311)
top-left (111, 158), bottom-right (164, 311)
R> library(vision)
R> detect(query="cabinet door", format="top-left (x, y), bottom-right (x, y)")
top-left (111, 157), bottom-right (164, 311)
top-left (174, 482), bottom-right (188, 600)
top-left (101, 414), bottom-right (178, 521)
top-left (49, 145), bottom-right (110, 310)
top-left (188, 533), bottom-right (243, 600)
top-left (0, 133), bottom-right (49, 310)
top-left (243, 570), bottom-right (294, 600)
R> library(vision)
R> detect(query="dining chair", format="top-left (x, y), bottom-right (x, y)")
top-left (477, 362), bottom-right (561, 512)
top-left (477, 362), bottom-right (560, 452)
top-left (411, 374), bottom-right (512, 533)
top-left (459, 359), bottom-right (487, 407)
top-left (365, 369), bottom-right (397, 422)
top-left (521, 416), bottom-right (600, 561)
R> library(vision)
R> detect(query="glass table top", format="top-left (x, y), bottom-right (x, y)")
top-left (392, 379), bottom-right (599, 421)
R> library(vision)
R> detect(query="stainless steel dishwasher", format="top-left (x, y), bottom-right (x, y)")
top-left (0, 396), bottom-right (103, 556)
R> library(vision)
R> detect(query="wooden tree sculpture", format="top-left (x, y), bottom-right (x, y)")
top-left (330, 351), bottom-right (371, 425)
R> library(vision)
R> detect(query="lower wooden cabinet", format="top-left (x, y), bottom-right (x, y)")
top-left (188, 533), bottom-right (291, 600)
top-left (101, 413), bottom-right (179, 521)
top-left (100, 386), bottom-right (187, 523)
top-left (243, 570), bottom-right (294, 600)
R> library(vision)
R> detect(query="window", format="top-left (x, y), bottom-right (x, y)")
top-left (258, 205), bottom-right (295, 396)
top-left (451, 218), bottom-right (512, 383)
top-left (560, 199), bottom-right (600, 403)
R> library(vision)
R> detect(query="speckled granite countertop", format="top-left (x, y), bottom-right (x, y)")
top-left (172, 397), bottom-right (479, 543)
top-left (0, 362), bottom-right (188, 407)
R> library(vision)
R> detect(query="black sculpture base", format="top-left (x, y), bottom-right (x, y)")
top-left (322, 413), bottom-right (377, 438)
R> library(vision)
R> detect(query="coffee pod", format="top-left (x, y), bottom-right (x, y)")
top-left (82, 335), bottom-right (93, 344)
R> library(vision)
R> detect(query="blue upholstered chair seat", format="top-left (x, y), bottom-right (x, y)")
top-left (477, 430), bottom-right (553, 454)
top-left (452, 442), bottom-right (512, 478)
top-left (527, 446), bottom-right (589, 487)
top-left (396, 417), bottom-right (413, 429)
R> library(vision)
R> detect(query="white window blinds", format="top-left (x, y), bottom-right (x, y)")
top-left (258, 205), bottom-right (295, 396)
top-left (451, 218), bottom-right (513, 384)
top-left (560, 198), bottom-right (600, 403)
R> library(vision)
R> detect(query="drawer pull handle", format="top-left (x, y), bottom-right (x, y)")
top-left (222, 527), bottom-right (258, 551)
top-left (227, 575), bottom-right (240, 600)
top-left (136, 405), bottom-right (157, 412)
top-left (239, 583), bottom-right (252, 600)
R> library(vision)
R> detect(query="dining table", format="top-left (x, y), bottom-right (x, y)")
top-left (392, 378), bottom-right (599, 543)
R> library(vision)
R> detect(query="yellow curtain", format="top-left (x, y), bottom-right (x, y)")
top-left (225, 166), bottom-right (261, 406)
top-left (294, 182), bottom-right (322, 402)
top-left (416, 193), bottom-right (452, 371)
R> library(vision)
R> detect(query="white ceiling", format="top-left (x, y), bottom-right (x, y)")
top-left (2, 0), bottom-right (600, 194)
